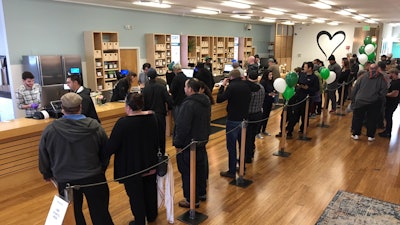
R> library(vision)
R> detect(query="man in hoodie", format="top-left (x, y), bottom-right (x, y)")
top-left (174, 78), bottom-right (211, 208)
top-left (327, 55), bottom-right (341, 113)
top-left (350, 62), bottom-right (388, 141)
top-left (66, 74), bottom-right (100, 123)
top-left (39, 92), bottom-right (113, 225)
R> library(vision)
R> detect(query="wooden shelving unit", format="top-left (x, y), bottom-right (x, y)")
top-left (145, 33), bottom-right (171, 75)
top-left (84, 31), bottom-right (120, 92)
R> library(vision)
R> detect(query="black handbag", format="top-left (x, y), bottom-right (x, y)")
top-left (157, 148), bottom-right (168, 177)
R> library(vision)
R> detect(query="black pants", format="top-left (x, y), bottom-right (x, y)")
top-left (383, 103), bottom-right (399, 134)
top-left (177, 145), bottom-right (207, 203)
top-left (246, 112), bottom-right (262, 160)
top-left (351, 101), bottom-right (381, 137)
top-left (58, 173), bottom-right (114, 225)
top-left (287, 101), bottom-right (306, 134)
top-left (123, 174), bottom-right (158, 225)
top-left (260, 100), bottom-right (273, 133)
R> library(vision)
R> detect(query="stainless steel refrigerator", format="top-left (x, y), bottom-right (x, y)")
top-left (22, 55), bottom-right (82, 86)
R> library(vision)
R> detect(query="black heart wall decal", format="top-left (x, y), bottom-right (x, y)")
top-left (316, 31), bottom-right (346, 59)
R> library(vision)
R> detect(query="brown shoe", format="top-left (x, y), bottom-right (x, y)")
top-left (178, 199), bottom-right (199, 208)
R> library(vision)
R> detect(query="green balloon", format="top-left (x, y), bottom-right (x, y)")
top-left (283, 86), bottom-right (295, 100)
top-left (368, 52), bottom-right (376, 61)
top-left (318, 66), bottom-right (325, 73)
top-left (320, 68), bottom-right (330, 80)
top-left (358, 45), bottom-right (365, 54)
top-left (372, 42), bottom-right (377, 49)
top-left (285, 72), bottom-right (298, 88)
top-left (364, 36), bottom-right (372, 45)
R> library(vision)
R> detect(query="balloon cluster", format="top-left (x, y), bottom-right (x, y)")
top-left (358, 36), bottom-right (377, 65)
top-left (319, 67), bottom-right (336, 84)
top-left (273, 72), bottom-right (298, 101)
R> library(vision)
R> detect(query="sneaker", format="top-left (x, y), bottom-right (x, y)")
top-left (256, 133), bottom-right (264, 139)
top-left (178, 199), bottom-right (200, 208)
top-left (351, 134), bottom-right (359, 140)
top-left (378, 132), bottom-right (391, 138)
top-left (199, 195), bottom-right (207, 201)
top-left (286, 133), bottom-right (293, 139)
top-left (262, 131), bottom-right (271, 136)
top-left (275, 132), bottom-right (282, 137)
top-left (309, 113), bottom-right (316, 119)
top-left (368, 137), bottom-right (375, 142)
top-left (220, 171), bottom-right (235, 178)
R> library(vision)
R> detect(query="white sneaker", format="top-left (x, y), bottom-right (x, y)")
top-left (351, 134), bottom-right (359, 140)
top-left (256, 133), bottom-right (264, 139)
top-left (368, 137), bottom-right (375, 141)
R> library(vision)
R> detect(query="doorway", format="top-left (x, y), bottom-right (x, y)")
top-left (120, 48), bottom-right (139, 86)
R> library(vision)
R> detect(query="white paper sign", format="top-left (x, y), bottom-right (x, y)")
top-left (45, 195), bottom-right (69, 225)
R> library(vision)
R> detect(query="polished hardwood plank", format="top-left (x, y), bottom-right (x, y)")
top-left (0, 103), bottom-right (399, 225)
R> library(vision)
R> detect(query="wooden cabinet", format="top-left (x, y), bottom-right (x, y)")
top-left (238, 37), bottom-right (254, 63)
top-left (146, 33), bottom-right (171, 75)
top-left (84, 31), bottom-right (120, 92)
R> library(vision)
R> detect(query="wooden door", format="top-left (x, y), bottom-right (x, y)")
top-left (120, 48), bottom-right (139, 86)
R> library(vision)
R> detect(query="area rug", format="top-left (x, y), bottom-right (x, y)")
top-left (316, 190), bottom-right (400, 225)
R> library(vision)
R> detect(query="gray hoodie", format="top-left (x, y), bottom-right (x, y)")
top-left (39, 117), bottom-right (108, 182)
top-left (351, 72), bottom-right (387, 110)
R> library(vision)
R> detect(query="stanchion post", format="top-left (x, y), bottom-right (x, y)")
top-left (298, 96), bottom-right (311, 141)
top-left (317, 90), bottom-right (329, 128)
top-left (273, 104), bottom-right (291, 157)
top-left (230, 120), bottom-right (252, 188)
top-left (177, 142), bottom-right (208, 224)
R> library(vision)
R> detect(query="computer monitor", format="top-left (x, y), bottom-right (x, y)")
top-left (182, 68), bottom-right (194, 78)
top-left (223, 64), bottom-right (233, 73)
top-left (70, 67), bottom-right (80, 74)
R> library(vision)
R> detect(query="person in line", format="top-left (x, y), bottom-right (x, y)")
top-left (350, 62), bottom-right (388, 141)
top-left (246, 56), bottom-right (259, 76)
top-left (379, 68), bottom-right (400, 138)
top-left (39, 92), bottom-right (113, 225)
top-left (16, 71), bottom-right (41, 118)
top-left (194, 62), bottom-right (215, 91)
top-left (217, 69), bottom-right (251, 178)
top-left (204, 56), bottom-right (213, 74)
top-left (166, 61), bottom-right (175, 88)
top-left (111, 71), bottom-right (138, 101)
top-left (66, 74), bottom-right (100, 123)
top-left (245, 70), bottom-right (264, 162)
top-left (337, 58), bottom-right (350, 106)
top-left (105, 93), bottom-right (158, 225)
top-left (142, 68), bottom-right (173, 155)
top-left (174, 78), bottom-right (211, 208)
top-left (232, 61), bottom-right (244, 77)
top-left (327, 55), bottom-right (341, 113)
top-left (169, 63), bottom-right (188, 117)
top-left (259, 69), bottom-right (276, 136)
top-left (267, 58), bottom-right (281, 105)
top-left (138, 63), bottom-right (151, 88)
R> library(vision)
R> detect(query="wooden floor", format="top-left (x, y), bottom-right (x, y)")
top-left (1, 103), bottom-right (399, 225)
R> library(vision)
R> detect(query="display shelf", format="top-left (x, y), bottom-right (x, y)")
top-left (146, 33), bottom-right (172, 75)
top-left (84, 31), bottom-right (120, 92)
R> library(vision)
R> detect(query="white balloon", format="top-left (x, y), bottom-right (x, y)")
top-left (273, 77), bottom-right (287, 93)
top-left (358, 64), bottom-right (364, 71)
top-left (358, 54), bottom-right (368, 65)
top-left (364, 44), bottom-right (375, 55)
top-left (326, 71), bottom-right (336, 84)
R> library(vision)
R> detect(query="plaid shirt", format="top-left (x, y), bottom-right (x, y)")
top-left (249, 83), bottom-right (265, 114)
top-left (16, 83), bottom-right (41, 117)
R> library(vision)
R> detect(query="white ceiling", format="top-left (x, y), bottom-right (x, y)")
top-left (54, 0), bottom-right (400, 25)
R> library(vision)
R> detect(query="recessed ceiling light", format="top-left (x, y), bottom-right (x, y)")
top-left (309, 1), bottom-right (331, 9)
top-left (263, 8), bottom-right (285, 15)
top-left (352, 15), bottom-right (365, 21)
top-left (335, 10), bottom-right (352, 16)
top-left (231, 15), bottom-right (251, 19)
top-left (260, 18), bottom-right (276, 23)
top-left (282, 21), bottom-right (295, 25)
top-left (133, 1), bottom-right (171, 8)
top-left (344, 8), bottom-right (356, 13)
top-left (221, 1), bottom-right (251, 9)
top-left (365, 19), bottom-right (377, 24)
top-left (191, 7), bottom-right (220, 15)
top-left (327, 21), bottom-right (339, 26)
top-left (312, 18), bottom-right (326, 23)
top-left (291, 14), bottom-right (308, 20)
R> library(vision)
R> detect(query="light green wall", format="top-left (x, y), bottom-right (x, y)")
top-left (3, 0), bottom-right (273, 65)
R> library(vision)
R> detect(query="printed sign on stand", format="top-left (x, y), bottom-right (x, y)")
top-left (45, 195), bottom-right (69, 225)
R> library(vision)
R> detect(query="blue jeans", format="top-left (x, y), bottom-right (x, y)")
top-left (226, 120), bottom-right (242, 174)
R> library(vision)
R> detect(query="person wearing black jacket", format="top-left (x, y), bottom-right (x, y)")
top-left (169, 63), bottom-right (188, 117)
top-left (194, 62), bottom-right (215, 91)
top-left (142, 68), bottom-right (173, 155)
top-left (173, 78), bottom-right (211, 208)
top-left (111, 71), bottom-right (137, 102)
top-left (66, 74), bottom-right (100, 123)
top-left (217, 69), bottom-right (251, 178)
